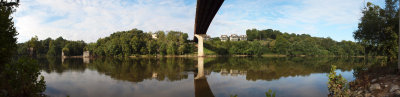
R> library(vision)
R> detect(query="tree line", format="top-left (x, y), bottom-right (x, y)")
top-left (17, 36), bottom-right (86, 56)
top-left (18, 29), bottom-right (196, 57)
top-left (204, 29), bottom-right (364, 56)
top-left (18, 28), bottom-right (367, 57)
top-left (85, 29), bottom-right (196, 57)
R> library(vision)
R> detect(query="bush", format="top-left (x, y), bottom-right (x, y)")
top-left (327, 65), bottom-right (350, 97)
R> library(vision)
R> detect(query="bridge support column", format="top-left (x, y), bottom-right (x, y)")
top-left (195, 57), bottom-right (205, 79)
top-left (195, 34), bottom-right (206, 57)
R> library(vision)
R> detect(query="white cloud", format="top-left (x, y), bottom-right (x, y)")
top-left (15, 0), bottom-right (196, 43)
top-left (206, 0), bottom-right (367, 39)
top-left (14, 0), bottom-right (382, 42)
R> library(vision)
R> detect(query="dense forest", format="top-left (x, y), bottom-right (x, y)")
top-left (84, 29), bottom-right (196, 56)
top-left (205, 29), bottom-right (364, 56)
top-left (18, 29), bottom-right (196, 57)
top-left (18, 28), bottom-right (368, 57)
top-left (17, 36), bottom-right (86, 56)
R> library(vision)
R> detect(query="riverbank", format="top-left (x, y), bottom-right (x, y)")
top-left (57, 54), bottom-right (387, 58)
top-left (349, 64), bottom-right (400, 97)
top-left (351, 75), bottom-right (400, 97)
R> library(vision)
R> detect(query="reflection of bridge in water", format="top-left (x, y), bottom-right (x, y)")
top-left (194, 57), bottom-right (214, 97)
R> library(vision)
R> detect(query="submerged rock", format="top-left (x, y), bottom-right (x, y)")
top-left (370, 83), bottom-right (381, 91)
top-left (390, 85), bottom-right (399, 92)
top-left (364, 93), bottom-right (373, 97)
top-left (356, 90), bottom-right (363, 95)
top-left (371, 79), bottom-right (377, 83)
top-left (395, 90), bottom-right (400, 95)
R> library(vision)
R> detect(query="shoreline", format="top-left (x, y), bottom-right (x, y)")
top-left (56, 54), bottom-right (388, 59)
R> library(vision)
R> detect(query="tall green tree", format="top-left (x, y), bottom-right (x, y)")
top-left (275, 35), bottom-right (290, 55)
top-left (47, 40), bottom-right (57, 56)
top-left (0, 1), bottom-right (46, 96)
top-left (353, 1), bottom-right (399, 61)
top-left (0, 1), bottom-right (18, 64)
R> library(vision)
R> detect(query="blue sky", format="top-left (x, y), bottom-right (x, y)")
top-left (14, 0), bottom-right (385, 43)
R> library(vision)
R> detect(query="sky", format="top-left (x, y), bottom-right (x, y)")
top-left (13, 0), bottom-right (386, 43)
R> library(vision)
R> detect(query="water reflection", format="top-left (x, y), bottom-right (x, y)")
top-left (39, 57), bottom-right (382, 97)
top-left (194, 57), bottom-right (214, 97)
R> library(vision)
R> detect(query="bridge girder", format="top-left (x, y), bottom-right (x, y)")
top-left (194, 0), bottom-right (224, 42)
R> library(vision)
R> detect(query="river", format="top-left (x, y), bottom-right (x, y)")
top-left (38, 57), bottom-right (380, 97)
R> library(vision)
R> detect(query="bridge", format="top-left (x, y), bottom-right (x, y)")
top-left (194, 0), bottom-right (224, 57)
top-left (193, 1), bottom-right (224, 96)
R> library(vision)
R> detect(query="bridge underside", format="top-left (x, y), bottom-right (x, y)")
top-left (193, 0), bottom-right (224, 57)
top-left (194, 0), bottom-right (224, 35)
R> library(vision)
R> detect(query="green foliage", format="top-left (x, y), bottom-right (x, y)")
top-left (62, 47), bottom-right (70, 56)
top-left (46, 41), bottom-right (57, 56)
top-left (230, 94), bottom-right (238, 97)
top-left (275, 35), bottom-right (289, 55)
top-left (17, 36), bottom-right (85, 57)
top-left (62, 41), bottom-right (86, 56)
top-left (0, 4), bottom-right (18, 64)
top-left (85, 30), bottom-right (194, 56)
top-left (354, 1), bottom-right (399, 61)
top-left (327, 65), bottom-right (350, 97)
top-left (265, 89), bottom-right (276, 97)
top-left (204, 40), bottom-right (265, 55)
top-left (1, 2), bottom-right (46, 96)
top-left (17, 26), bottom-right (367, 57)
top-left (0, 58), bottom-right (46, 97)
top-left (246, 28), bottom-right (282, 41)
top-left (205, 28), bottom-right (365, 56)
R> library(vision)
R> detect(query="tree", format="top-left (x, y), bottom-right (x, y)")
top-left (178, 44), bottom-right (187, 55)
top-left (0, 1), bottom-right (46, 96)
top-left (46, 40), bottom-right (57, 56)
top-left (354, 1), bottom-right (399, 61)
top-left (62, 47), bottom-right (70, 56)
top-left (0, 2), bottom-right (18, 64)
top-left (275, 35), bottom-right (290, 55)
top-left (146, 40), bottom-right (157, 55)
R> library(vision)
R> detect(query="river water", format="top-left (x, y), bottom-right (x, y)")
top-left (38, 57), bottom-right (379, 97)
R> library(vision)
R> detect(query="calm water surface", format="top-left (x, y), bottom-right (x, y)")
top-left (39, 57), bottom-right (378, 97)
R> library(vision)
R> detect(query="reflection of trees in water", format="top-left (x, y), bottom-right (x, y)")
top-left (351, 61), bottom-right (399, 87)
top-left (40, 57), bottom-right (87, 73)
top-left (40, 57), bottom-right (198, 82)
top-left (205, 57), bottom-right (381, 81)
top-left (87, 58), bottom-right (196, 82)
top-left (39, 57), bottom-right (382, 83)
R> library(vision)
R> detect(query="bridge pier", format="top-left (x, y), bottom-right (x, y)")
top-left (195, 34), bottom-right (206, 57)
top-left (194, 57), bottom-right (214, 97)
top-left (195, 57), bottom-right (205, 79)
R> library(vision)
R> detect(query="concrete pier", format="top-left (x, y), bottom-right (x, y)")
top-left (195, 57), bottom-right (205, 79)
top-left (195, 34), bottom-right (206, 57)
